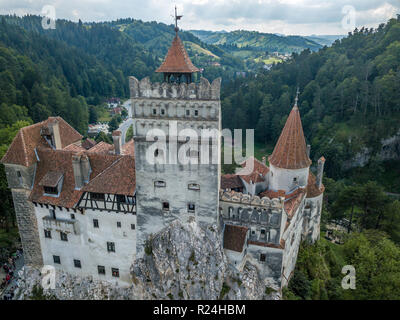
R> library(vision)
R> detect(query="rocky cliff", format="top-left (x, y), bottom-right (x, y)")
top-left (14, 219), bottom-right (280, 300)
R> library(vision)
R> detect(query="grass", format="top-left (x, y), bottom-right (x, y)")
top-left (184, 41), bottom-right (220, 59)
top-left (97, 106), bottom-right (112, 123)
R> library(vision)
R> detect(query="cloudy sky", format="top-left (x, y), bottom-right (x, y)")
top-left (0, 0), bottom-right (399, 35)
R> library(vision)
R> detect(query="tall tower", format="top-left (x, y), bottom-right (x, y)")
top-left (268, 91), bottom-right (312, 193)
top-left (130, 9), bottom-right (221, 256)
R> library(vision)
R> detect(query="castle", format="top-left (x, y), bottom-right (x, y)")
top-left (1, 22), bottom-right (325, 291)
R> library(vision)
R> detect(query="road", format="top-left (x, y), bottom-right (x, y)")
top-left (119, 100), bottom-right (133, 145)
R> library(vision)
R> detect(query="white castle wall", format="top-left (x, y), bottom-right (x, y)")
top-left (269, 164), bottom-right (309, 193)
top-left (35, 205), bottom-right (136, 287)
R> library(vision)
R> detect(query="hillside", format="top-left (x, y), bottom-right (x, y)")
top-left (190, 29), bottom-right (322, 53)
top-left (221, 17), bottom-right (400, 187)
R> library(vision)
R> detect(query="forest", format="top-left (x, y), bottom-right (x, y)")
top-left (0, 14), bottom-right (399, 299)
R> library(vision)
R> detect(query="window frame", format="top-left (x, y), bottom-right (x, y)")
top-left (111, 268), bottom-right (119, 278)
top-left (44, 229), bottom-right (52, 239)
top-left (60, 232), bottom-right (68, 242)
top-left (93, 219), bottom-right (99, 228)
top-left (74, 259), bottom-right (82, 268)
top-left (98, 265), bottom-right (106, 275)
top-left (107, 241), bottom-right (115, 253)
top-left (53, 255), bottom-right (61, 264)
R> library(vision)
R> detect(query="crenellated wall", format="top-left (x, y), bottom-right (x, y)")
top-left (129, 76), bottom-right (221, 101)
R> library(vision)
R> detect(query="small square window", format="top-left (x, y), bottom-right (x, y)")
top-left (161, 109), bottom-right (165, 115)
top-left (98, 265), bottom-right (105, 275)
top-left (131, 224), bottom-right (135, 230)
top-left (117, 221), bottom-right (121, 228)
top-left (162, 202), bottom-right (170, 211)
top-left (107, 242), bottom-right (115, 252)
top-left (154, 180), bottom-right (166, 187)
top-left (60, 232), bottom-right (68, 242)
top-left (70, 214), bottom-right (75, 220)
top-left (93, 219), bottom-right (99, 228)
top-left (53, 255), bottom-right (61, 264)
top-left (261, 229), bottom-right (266, 235)
top-left (74, 259), bottom-right (81, 268)
top-left (260, 254), bottom-right (266, 262)
top-left (188, 183), bottom-right (200, 191)
top-left (153, 109), bottom-right (157, 115)
top-left (112, 268), bottom-right (119, 278)
top-left (44, 230), bottom-right (51, 239)
top-left (194, 110), bottom-right (198, 116)
top-left (188, 203), bottom-right (195, 212)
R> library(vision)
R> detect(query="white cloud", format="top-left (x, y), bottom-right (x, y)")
top-left (0, 0), bottom-right (398, 35)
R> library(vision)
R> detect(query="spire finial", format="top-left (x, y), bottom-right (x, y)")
top-left (294, 87), bottom-right (300, 108)
top-left (174, 6), bottom-right (183, 35)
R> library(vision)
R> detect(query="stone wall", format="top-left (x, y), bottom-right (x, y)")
top-left (11, 189), bottom-right (43, 266)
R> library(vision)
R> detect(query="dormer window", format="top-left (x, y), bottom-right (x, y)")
top-left (44, 186), bottom-right (58, 195)
top-left (40, 171), bottom-right (63, 197)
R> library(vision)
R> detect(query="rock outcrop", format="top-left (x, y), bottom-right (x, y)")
top-left (14, 219), bottom-right (280, 300)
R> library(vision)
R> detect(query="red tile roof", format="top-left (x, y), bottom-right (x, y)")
top-left (87, 141), bottom-right (114, 154)
top-left (259, 189), bottom-right (286, 199)
top-left (223, 224), bottom-right (248, 253)
top-left (82, 155), bottom-right (135, 196)
top-left (284, 190), bottom-right (306, 218)
top-left (306, 172), bottom-right (325, 198)
top-left (268, 105), bottom-right (312, 169)
top-left (1, 117), bottom-right (82, 167)
top-left (156, 35), bottom-right (199, 74)
top-left (248, 239), bottom-right (286, 250)
top-left (237, 156), bottom-right (270, 184)
top-left (121, 140), bottom-right (135, 156)
top-left (81, 138), bottom-right (96, 150)
top-left (221, 174), bottom-right (244, 190)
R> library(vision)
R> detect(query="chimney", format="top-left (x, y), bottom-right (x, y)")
top-left (72, 155), bottom-right (83, 189)
top-left (112, 130), bottom-right (122, 155)
top-left (49, 119), bottom-right (62, 150)
top-left (80, 155), bottom-right (91, 184)
top-left (262, 156), bottom-right (266, 166)
top-left (306, 144), bottom-right (311, 158)
top-left (316, 156), bottom-right (326, 188)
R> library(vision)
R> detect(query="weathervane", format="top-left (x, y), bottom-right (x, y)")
top-left (174, 6), bottom-right (183, 34)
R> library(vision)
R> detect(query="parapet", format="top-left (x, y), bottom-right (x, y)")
top-left (129, 76), bottom-right (221, 101)
top-left (219, 190), bottom-right (285, 209)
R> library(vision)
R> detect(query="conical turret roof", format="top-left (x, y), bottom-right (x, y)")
top-left (268, 104), bottom-right (312, 169)
top-left (156, 35), bottom-right (199, 74)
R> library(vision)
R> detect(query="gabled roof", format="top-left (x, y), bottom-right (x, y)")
top-left (268, 105), bottom-right (312, 170)
top-left (82, 155), bottom-right (136, 196)
top-left (223, 224), bottom-right (248, 253)
top-left (29, 148), bottom-right (126, 208)
top-left (156, 35), bottom-right (199, 74)
top-left (1, 117), bottom-right (82, 167)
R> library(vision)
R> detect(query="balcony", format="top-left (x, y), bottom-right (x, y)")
top-left (42, 216), bottom-right (80, 235)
